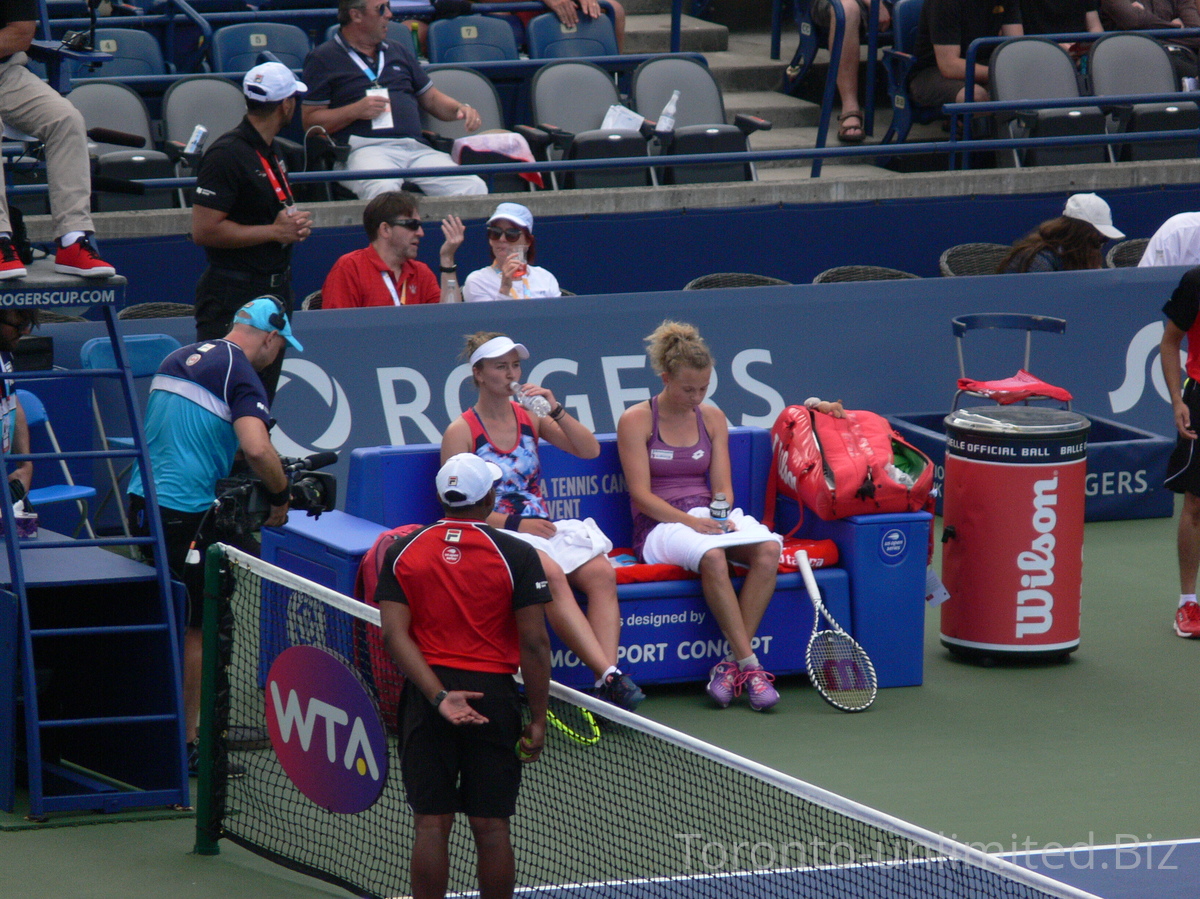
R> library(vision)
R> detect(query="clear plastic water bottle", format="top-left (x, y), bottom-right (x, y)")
top-left (511, 382), bottom-right (552, 418)
top-left (184, 124), bottom-right (208, 155)
top-left (440, 272), bottom-right (458, 303)
top-left (655, 89), bottom-right (680, 137)
top-left (709, 493), bottom-right (730, 531)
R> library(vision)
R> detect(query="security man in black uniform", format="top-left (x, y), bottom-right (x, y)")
top-left (191, 61), bottom-right (314, 401)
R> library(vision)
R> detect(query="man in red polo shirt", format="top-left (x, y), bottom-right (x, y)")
top-left (321, 190), bottom-right (465, 307)
top-left (377, 452), bottom-right (551, 899)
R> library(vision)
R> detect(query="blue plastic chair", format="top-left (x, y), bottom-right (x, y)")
top-left (427, 15), bottom-right (519, 63)
top-left (16, 389), bottom-right (98, 538)
top-left (880, 0), bottom-right (943, 144)
top-left (211, 22), bottom-right (312, 72)
top-left (72, 27), bottom-right (171, 79)
top-left (526, 12), bottom-right (618, 58)
top-left (79, 334), bottom-right (182, 536)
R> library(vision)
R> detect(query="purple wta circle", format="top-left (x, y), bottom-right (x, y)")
top-left (265, 645), bottom-right (389, 814)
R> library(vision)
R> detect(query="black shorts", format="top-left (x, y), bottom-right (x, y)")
top-left (399, 667), bottom-right (523, 818)
top-left (130, 495), bottom-right (209, 629)
top-left (1166, 378), bottom-right (1200, 496)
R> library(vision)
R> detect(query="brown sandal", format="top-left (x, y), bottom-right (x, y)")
top-left (837, 111), bottom-right (865, 144)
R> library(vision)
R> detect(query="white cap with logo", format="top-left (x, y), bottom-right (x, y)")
top-left (437, 453), bottom-right (502, 507)
top-left (243, 62), bottom-right (309, 102)
top-left (1063, 193), bottom-right (1124, 240)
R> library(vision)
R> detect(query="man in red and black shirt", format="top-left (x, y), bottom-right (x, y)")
top-left (377, 452), bottom-right (550, 899)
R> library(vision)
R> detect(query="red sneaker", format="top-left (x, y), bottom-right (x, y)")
top-left (0, 237), bottom-right (26, 280)
top-left (54, 236), bottom-right (115, 278)
top-left (1174, 601), bottom-right (1200, 638)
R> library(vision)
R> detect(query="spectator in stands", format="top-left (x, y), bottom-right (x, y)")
top-left (462, 204), bottom-right (561, 302)
top-left (192, 62), bottom-right (313, 402)
top-left (441, 332), bottom-right (645, 711)
top-left (0, 1), bottom-right (116, 280)
top-left (322, 191), bottom-right (465, 307)
top-left (1101, 0), bottom-right (1200, 46)
top-left (909, 0), bottom-right (1023, 107)
top-left (1140, 212), bottom-right (1200, 266)
top-left (616, 321), bottom-right (783, 712)
top-left (500, 0), bottom-right (627, 52)
top-left (301, 0), bottom-right (488, 199)
top-left (998, 193), bottom-right (1123, 273)
top-left (814, 0), bottom-right (892, 142)
top-left (1020, 0), bottom-right (1101, 49)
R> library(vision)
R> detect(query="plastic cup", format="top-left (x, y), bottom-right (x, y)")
top-left (511, 244), bottom-right (527, 279)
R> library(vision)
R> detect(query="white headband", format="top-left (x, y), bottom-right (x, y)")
top-left (469, 336), bottom-right (530, 367)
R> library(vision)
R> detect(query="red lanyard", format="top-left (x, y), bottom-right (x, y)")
top-left (256, 151), bottom-right (293, 207)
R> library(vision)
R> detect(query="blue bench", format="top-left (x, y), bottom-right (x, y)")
top-left (262, 428), bottom-right (931, 689)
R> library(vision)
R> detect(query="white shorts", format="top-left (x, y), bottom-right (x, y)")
top-left (642, 507), bottom-right (783, 573)
top-left (509, 517), bottom-right (613, 575)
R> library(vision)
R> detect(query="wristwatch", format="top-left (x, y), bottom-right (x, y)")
top-left (432, 689), bottom-right (449, 707)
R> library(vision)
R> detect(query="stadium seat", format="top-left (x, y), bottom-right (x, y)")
top-left (988, 38), bottom-right (1106, 168)
top-left (1105, 237), bottom-right (1150, 268)
top-left (683, 272), bottom-right (790, 289)
top-left (1089, 33), bottom-right (1200, 162)
top-left (938, 243), bottom-right (1011, 276)
top-left (17, 388), bottom-right (98, 539)
top-left (71, 27), bottom-right (171, 80)
top-left (420, 67), bottom-right (533, 193)
top-left (526, 12), bottom-right (618, 58)
top-left (427, 15), bottom-right (519, 63)
top-left (211, 22), bottom-right (311, 72)
top-left (526, 60), bottom-right (654, 190)
top-left (161, 75), bottom-right (246, 200)
top-left (68, 81), bottom-right (177, 211)
top-left (631, 56), bottom-right (769, 184)
top-left (813, 265), bottom-right (920, 282)
top-left (879, 0), bottom-right (943, 144)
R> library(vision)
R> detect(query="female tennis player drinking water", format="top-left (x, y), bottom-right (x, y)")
top-left (617, 321), bottom-right (783, 711)
top-left (442, 332), bottom-right (644, 711)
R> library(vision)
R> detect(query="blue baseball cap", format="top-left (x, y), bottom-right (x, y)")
top-left (234, 297), bottom-right (303, 351)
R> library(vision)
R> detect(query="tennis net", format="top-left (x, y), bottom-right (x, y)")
top-left (195, 544), bottom-right (1100, 899)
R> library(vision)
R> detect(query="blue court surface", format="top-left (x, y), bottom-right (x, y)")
top-left (1005, 839), bottom-right (1200, 898)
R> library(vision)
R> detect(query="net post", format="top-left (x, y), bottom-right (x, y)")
top-left (193, 543), bottom-right (227, 856)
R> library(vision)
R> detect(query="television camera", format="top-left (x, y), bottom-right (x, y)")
top-left (213, 452), bottom-right (337, 537)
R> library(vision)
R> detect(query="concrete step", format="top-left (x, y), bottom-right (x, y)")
top-left (623, 13), bottom-right (729, 53)
top-left (725, 90), bottom-right (818, 129)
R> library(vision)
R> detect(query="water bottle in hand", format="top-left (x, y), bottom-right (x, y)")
top-left (709, 493), bottom-right (730, 531)
top-left (511, 382), bottom-right (552, 418)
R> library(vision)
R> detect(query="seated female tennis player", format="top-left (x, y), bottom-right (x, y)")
top-left (441, 332), bottom-right (644, 711)
top-left (617, 320), bottom-right (793, 712)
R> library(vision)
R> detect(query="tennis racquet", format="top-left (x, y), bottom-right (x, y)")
top-left (797, 551), bottom-right (878, 712)
top-left (546, 705), bottom-right (601, 746)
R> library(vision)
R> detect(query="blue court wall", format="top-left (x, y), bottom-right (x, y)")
top-left (47, 264), bottom-right (1187, 521)
top-left (96, 182), bottom-right (1200, 305)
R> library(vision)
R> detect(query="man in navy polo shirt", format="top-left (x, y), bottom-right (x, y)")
top-left (301, 0), bottom-right (488, 198)
top-left (129, 296), bottom-right (303, 772)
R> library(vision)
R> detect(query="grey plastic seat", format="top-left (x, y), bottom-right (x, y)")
top-left (813, 265), bottom-right (920, 283)
top-left (684, 272), bottom-right (790, 289)
top-left (1089, 33), bottom-right (1199, 162)
top-left (988, 38), bottom-right (1106, 168)
top-left (68, 81), bottom-right (177, 211)
top-left (527, 60), bottom-right (653, 189)
top-left (161, 76), bottom-right (246, 200)
top-left (421, 67), bottom-right (532, 193)
top-left (939, 243), bottom-right (1012, 277)
top-left (631, 56), bottom-right (768, 184)
top-left (1105, 237), bottom-right (1150, 268)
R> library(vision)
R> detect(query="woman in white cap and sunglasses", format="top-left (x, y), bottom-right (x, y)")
top-left (440, 332), bottom-right (645, 711)
top-left (997, 193), bottom-right (1124, 274)
top-left (462, 203), bottom-right (561, 302)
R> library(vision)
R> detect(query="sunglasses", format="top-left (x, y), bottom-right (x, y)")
top-left (388, 218), bottom-right (422, 231)
top-left (370, 1), bottom-right (389, 14)
top-left (486, 225), bottom-right (524, 242)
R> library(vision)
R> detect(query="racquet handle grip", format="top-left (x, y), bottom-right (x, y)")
top-left (796, 550), bottom-right (821, 601)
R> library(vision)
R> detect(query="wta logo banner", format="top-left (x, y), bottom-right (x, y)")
top-left (266, 645), bottom-right (388, 814)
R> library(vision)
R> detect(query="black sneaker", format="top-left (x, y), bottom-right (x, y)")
top-left (0, 237), bottom-right (27, 280)
top-left (595, 671), bottom-right (645, 711)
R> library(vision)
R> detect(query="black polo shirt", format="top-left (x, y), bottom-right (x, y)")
top-left (1019, 0), bottom-right (1096, 36)
top-left (301, 31), bottom-right (431, 144)
top-left (192, 118), bottom-right (294, 277)
top-left (913, 0), bottom-right (1022, 78)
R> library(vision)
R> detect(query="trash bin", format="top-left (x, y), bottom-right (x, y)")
top-left (940, 406), bottom-right (1090, 662)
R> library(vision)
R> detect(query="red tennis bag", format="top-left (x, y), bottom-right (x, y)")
top-left (763, 406), bottom-right (934, 529)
